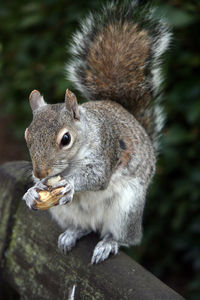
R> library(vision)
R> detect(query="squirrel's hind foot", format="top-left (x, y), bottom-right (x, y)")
top-left (91, 234), bottom-right (118, 264)
top-left (58, 228), bottom-right (91, 253)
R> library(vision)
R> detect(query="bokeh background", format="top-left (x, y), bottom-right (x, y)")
top-left (0, 0), bottom-right (199, 299)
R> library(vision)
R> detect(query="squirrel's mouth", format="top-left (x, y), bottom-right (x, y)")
top-left (32, 169), bottom-right (60, 181)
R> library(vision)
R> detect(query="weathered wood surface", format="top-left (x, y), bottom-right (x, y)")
top-left (0, 161), bottom-right (185, 300)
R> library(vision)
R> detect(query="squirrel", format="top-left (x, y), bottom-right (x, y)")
top-left (23, 1), bottom-right (171, 264)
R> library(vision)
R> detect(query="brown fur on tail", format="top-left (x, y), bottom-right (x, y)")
top-left (67, 1), bottom-right (171, 149)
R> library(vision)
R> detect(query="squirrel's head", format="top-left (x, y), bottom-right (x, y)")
top-left (25, 89), bottom-right (82, 179)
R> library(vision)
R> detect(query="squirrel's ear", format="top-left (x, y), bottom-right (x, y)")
top-left (29, 90), bottom-right (46, 112)
top-left (65, 89), bottom-right (80, 120)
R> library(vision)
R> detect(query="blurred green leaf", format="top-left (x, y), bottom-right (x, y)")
top-left (154, 4), bottom-right (197, 27)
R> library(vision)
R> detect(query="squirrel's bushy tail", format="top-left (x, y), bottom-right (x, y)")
top-left (67, 1), bottom-right (171, 150)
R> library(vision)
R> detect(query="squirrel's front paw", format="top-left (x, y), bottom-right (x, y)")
top-left (50, 178), bottom-right (74, 205)
top-left (22, 181), bottom-right (47, 210)
top-left (23, 187), bottom-right (38, 209)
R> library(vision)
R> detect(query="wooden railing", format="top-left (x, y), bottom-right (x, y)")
top-left (0, 161), bottom-right (185, 300)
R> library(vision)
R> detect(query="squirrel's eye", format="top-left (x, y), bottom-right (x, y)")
top-left (60, 132), bottom-right (71, 147)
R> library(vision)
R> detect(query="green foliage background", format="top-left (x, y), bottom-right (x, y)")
top-left (0, 1), bottom-right (199, 299)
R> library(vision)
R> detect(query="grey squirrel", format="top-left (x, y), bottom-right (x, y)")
top-left (23, 1), bottom-right (171, 263)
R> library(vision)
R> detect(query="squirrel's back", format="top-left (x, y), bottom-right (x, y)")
top-left (67, 1), bottom-right (171, 150)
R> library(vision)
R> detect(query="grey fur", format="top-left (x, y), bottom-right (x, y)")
top-left (91, 234), bottom-right (119, 264)
top-left (23, 180), bottom-right (47, 209)
top-left (58, 228), bottom-right (91, 253)
top-left (24, 100), bottom-right (155, 262)
top-left (67, 1), bottom-right (171, 151)
top-left (23, 1), bottom-right (169, 263)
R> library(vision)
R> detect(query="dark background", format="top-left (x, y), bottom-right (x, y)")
top-left (0, 0), bottom-right (199, 299)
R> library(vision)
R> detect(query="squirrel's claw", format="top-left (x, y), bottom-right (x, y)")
top-left (35, 180), bottom-right (48, 191)
top-left (58, 228), bottom-right (91, 253)
top-left (22, 186), bottom-right (39, 210)
top-left (50, 179), bottom-right (68, 189)
top-left (49, 177), bottom-right (74, 205)
top-left (58, 183), bottom-right (74, 205)
top-left (91, 238), bottom-right (118, 264)
top-left (58, 229), bottom-right (79, 253)
top-left (22, 180), bottom-right (48, 209)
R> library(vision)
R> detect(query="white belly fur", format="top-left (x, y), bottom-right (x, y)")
top-left (50, 173), bottom-right (144, 241)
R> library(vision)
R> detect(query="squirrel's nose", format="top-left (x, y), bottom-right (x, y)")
top-left (33, 168), bottom-right (51, 179)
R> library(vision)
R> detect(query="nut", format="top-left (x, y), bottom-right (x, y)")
top-left (34, 176), bottom-right (64, 210)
